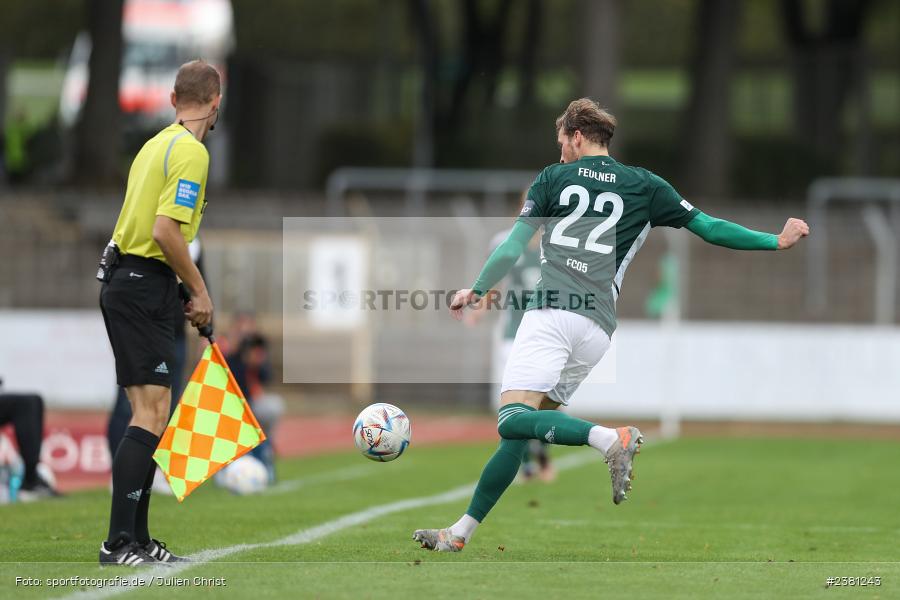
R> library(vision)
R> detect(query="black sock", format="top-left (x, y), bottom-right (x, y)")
top-left (134, 462), bottom-right (157, 545)
top-left (106, 426), bottom-right (159, 545)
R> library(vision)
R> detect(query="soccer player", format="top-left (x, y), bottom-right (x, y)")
top-left (0, 388), bottom-right (60, 500)
top-left (97, 60), bottom-right (220, 566)
top-left (466, 205), bottom-right (555, 482)
top-left (414, 98), bottom-right (809, 552)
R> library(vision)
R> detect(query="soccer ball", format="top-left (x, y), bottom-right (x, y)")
top-left (353, 403), bottom-right (411, 462)
top-left (217, 455), bottom-right (269, 495)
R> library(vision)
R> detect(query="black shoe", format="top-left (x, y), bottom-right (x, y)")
top-left (99, 534), bottom-right (160, 567)
top-left (143, 538), bottom-right (190, 563)
top-left (18, 478), bottom-right (62, 502)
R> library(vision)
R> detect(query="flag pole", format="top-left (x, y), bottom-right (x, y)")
top-left (197, 324), bottom-right (266, 436)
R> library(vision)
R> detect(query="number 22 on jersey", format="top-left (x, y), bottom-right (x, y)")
top-left (549, 185), bottom-right (623, 254)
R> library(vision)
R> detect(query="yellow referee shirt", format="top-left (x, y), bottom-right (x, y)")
top-left (112, 124), bottom-right (209, 263)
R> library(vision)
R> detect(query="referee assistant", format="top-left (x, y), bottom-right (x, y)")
top-left (97, 60), bottom-right (219, 567)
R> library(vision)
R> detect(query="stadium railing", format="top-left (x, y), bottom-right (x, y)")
top-left (806, 177), bottom-right (900, 324)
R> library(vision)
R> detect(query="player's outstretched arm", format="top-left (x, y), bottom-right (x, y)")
top-left (774, 217), bottom-right (810, 250)
top-left (449, 221), bottom-right (536, 320)
top-left (685, 211), bottom-right (809, 251)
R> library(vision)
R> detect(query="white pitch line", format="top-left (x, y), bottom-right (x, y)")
top-left (65, 448), bottom-right (603, 600)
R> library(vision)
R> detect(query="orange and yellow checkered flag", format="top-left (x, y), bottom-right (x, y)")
top-left (153, 342), bottom-right (267, 502)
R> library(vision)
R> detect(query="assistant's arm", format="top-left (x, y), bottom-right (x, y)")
top-left (153, 216), bottom-right (213, 326)
top-left (153, 217), bottom-right (206, 294)
top-left (471, 220), bottom-right (537, 295)
top-left (685, 211), bottom-right (779, 251)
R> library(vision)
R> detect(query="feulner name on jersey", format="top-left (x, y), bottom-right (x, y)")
top-left (578, 167), bottom-right (616, 184)
top-left (566, 257), bottom-right (588, 273)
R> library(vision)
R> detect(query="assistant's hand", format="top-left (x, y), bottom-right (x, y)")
top-left (188, 288), bottom-right (214, 328)
top-left (777, 218), bottom-right (810, 250)
top-left (449, 288), bottom-right (481, 321)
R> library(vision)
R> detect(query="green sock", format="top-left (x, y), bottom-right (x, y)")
top-left (465, 438), bottom-right (528, 522)
top-left (497, 403), bottom-right (594, 446)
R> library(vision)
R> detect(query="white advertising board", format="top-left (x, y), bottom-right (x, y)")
top-left (565, 320), bottom-right (900, 422)
top-left (0, 311), bottom-right (116, 409)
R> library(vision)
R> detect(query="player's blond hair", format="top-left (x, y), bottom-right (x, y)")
top-left (555, 98), bottom-right (617, 147)
top-left (174, 60), bottom-right (221, 107)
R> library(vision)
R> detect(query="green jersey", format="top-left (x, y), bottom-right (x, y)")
top-left (518, 154), bottom-right (698, 336)
top-left (488, 229), bottom-right (542, 339)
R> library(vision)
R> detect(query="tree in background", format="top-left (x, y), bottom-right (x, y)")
top-left (217, 0), bottom-right (897, 187)
top-left (582, 0), bottom-right (623, 154)
top-left (517, 0), bottom-right (543, 108)
top-left (781, 0), bottom-right (872, 172)
top-left (446, 0), bottom-right (515, 128)
top-left (408, 0), bottom-right (544, 167)
top-left (0, 0), bottom-right (83, 185)
top-left (0, 48), bottom-right (8, 185)
top-left (72, 0), bottom-right (124, 186)
top-left (680, 0), bottom-right (741, 198)
top-left (408, 0), bottom-right (439, 167)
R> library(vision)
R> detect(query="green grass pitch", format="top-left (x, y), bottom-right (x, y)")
top-left (2, 437), bottom-right (898, 599)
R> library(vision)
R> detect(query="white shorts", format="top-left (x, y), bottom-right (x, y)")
top-left (500, 308), bottom-right (611, 406)
top-left (491, 337), bottom-right (515, 411)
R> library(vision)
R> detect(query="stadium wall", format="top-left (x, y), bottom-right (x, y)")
top-left (0, 310), bottom-right (114, 408)
top-left (3, 311), bottom-right (899, 423)
top-left (567, 320), bottom-right (900, 423)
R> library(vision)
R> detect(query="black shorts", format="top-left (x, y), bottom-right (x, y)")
top-left (100, 255), bottom-right (182, 387)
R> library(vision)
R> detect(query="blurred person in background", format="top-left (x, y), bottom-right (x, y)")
top-left (96, 60), bottom-right (219, 567)
top-left (465, 198), bottom-right (554, 483)
top-left (415, 97), bottom-right (810, 553)
top-left (227, 331), bottom-right (283, 483)
top-left (106, 238), bottom-right (204, 495)
top-left (0, 380), bottom-right (60, 501)
top-left (218, 310), bottom-right (260, 356)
